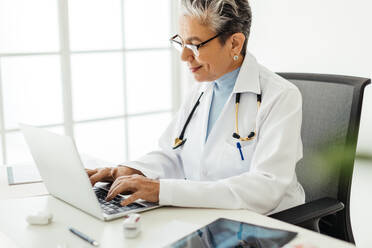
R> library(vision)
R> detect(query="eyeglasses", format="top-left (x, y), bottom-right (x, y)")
top-left (170, 33), bottom-right (222, 57)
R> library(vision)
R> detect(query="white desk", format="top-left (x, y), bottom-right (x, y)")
top-left (0, 167), bottom-right (355, 248)
top-left (0, 196), bottom-right (356, 248)
top-left (0, 167), bottom-right (48, 200)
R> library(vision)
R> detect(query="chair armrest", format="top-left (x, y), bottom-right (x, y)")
top-left (269, 197), bottom-right (344, 225)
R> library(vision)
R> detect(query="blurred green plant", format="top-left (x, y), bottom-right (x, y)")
top-left (355, 152), bottom-right (372, 161)
top-left (313, 140), bottom-right (372, 172)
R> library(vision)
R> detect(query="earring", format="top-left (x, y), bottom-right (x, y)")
top-left (233, 55), bottom-right (239, 61)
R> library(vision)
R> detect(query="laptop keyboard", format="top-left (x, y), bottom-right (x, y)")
top-left (93, 187), bottom-right (144, 215)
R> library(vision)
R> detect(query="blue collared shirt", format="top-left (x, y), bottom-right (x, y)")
top-left (206, 67), bottom-right (241, 141)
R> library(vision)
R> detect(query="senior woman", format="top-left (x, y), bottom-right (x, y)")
top-left (87, 0), bottom-right (305, 215)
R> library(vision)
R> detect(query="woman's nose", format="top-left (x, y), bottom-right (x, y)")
top-left (180, 47), bottom-right (194, 62)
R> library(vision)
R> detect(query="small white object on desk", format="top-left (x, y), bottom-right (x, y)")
top-left (26, 211), bottom-right (53, 225)
top-left (123, 213), bottom-right (141, 238)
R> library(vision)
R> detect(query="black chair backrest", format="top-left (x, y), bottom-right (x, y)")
top-left (278, 73), bottom-right (370, 205)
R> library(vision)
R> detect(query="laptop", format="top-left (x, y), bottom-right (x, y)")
top-left (20, 124), bottom-right (161, 221)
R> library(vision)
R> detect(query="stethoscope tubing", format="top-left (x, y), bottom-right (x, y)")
top-left (173, 91), bottom-right (261, 150)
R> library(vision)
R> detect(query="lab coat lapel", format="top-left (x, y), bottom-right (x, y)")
top-left (181, 84), bottom-right (213, 156)
top-left (200, 85), bottom-right (214, 148)
top-left (179, 84), bottom-right (213, 180)
top-left (203, 92), bottom-right (234, 149)
top-left (233, 52), bottom-right (261, 95)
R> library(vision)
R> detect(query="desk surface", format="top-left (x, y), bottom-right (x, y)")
top-left (0, 195), bottom-right (355, 248)
top-left (0, 166), bottom-right (48, 200)
top-left (0, 166), bottom-right (355, 248)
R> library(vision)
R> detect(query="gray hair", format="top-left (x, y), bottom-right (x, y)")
top-left (180, 0), bottom-right (252, 56)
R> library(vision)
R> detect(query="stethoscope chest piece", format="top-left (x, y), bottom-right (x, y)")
top-left (173, 138), bottom-right (187, 150)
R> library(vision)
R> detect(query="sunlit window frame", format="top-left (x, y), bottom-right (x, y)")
top-left (0, 0), bottom-right (181, 165)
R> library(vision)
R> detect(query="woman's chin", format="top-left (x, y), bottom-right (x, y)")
top-left (194, 77), bottom-right (204, 82)
top-left (192, 73), bottom-right (209, 83)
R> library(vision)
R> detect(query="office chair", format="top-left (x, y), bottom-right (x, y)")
top-left (269, 73), bottom-right (370, 243)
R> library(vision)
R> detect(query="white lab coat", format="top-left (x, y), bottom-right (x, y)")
top-left (124, 52), bottom-right (305, 215)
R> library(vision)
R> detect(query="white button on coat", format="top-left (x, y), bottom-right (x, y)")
top-left (124, 52), bottom-right (305, 215)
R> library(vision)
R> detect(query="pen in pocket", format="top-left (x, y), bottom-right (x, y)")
top-left (236, 142), bottom-right (244, 160)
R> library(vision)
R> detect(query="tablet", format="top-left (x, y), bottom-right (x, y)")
top-left (166, 218), bottom-right (297, 248)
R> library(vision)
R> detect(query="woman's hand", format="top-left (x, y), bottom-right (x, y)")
top-left (105, 174), bottom-right (160, 206)
top-left (86, 166), bottom-right (144, 186)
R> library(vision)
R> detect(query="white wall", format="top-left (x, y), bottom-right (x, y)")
top-left (248, 0), bottom-right (372, 154)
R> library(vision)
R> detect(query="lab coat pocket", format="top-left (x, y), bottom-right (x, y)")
top-left (226, 137), bottom-right (256, 161)
top-left (217, 138), bottom-right (257, 178)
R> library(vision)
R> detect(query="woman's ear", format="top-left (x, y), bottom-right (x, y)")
top-left (230, 33), bottom-right (246, 56)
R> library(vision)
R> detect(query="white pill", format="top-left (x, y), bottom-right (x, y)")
top-left (26, 211), bottom-right (53, 225)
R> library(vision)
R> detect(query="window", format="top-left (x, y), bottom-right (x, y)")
top-left (0, 0), bottom-right (179, 166)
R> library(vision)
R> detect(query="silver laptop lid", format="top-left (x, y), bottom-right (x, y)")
top-left (20, 124), bottom-right (103, 220)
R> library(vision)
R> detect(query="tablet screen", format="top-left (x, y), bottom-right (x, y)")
top-left (166, 218), bottom-right (297, 248)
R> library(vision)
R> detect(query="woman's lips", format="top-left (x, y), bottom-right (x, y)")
top-left (190, 65), bottom-right (202, 73)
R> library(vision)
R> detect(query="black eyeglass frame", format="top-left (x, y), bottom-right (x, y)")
top-left (170, 33), bottom-right (223, 56)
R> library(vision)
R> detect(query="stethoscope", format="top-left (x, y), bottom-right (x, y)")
top-left (173, 91), bottom-right (262, 160)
